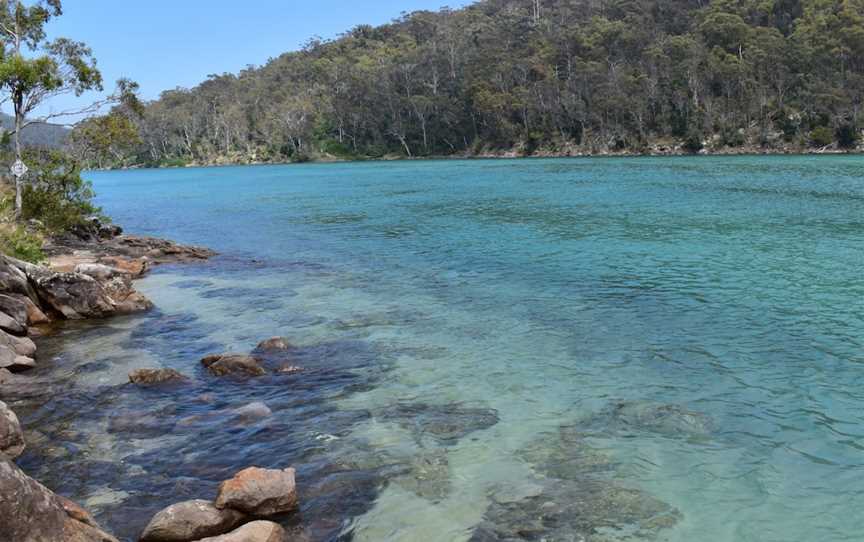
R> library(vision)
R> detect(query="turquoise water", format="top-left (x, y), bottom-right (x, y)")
top-left (19, 156), bottom-right (864, 541)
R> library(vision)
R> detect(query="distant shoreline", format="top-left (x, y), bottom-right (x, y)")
top-left (93, 146), bottom-right (864, 172)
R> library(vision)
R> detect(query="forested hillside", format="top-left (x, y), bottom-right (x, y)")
top-left (77, 0), bottom-right (864, 166)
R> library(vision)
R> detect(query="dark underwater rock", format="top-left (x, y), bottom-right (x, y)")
top-left (472, 478), bottom-right (681, 542)
top-left (129, 368), bottom-right (189, 386)
top-left (201, 354), bottom-right (266, 377)
top-left (601, 401), bottom-right (714, 439)
top-left (378, 402), bottom-right (500, 445)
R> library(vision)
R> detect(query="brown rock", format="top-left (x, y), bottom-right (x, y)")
top-left (0, 458), bottom-right (118, 542)
top-left (129, 368), bottom-right (189, 386)
top-left (215, 467), bottom-right (298, 517)
top-left (255, 337), bottom-right (291, 352)
top-left (0, 399), bottom-right (25, 459)
top-left (139, 499), bottom-right (247, 542)
top-left (23, 296), bottom-right (50, 325)
top-left (195, 521), bottom-right (285, 542)
top-left (100, 256), bottom-right (149, 277)
top-left (202, 354), bottom-right (266, 377)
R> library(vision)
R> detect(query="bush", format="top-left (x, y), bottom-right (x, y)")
top-left (809, 126), bottom-right (834, 147)
top-left (19, 149), bottom-right (103, 234)
top-left (836, 123), bottom-right (859, 149)
top-left (0, 224), bottom-right (44, 263)
top-left (683, 128), bottom-right (704, 153)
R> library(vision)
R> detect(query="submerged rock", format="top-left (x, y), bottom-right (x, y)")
top-left (472, 478), bottom-right (681, 542)
top-left (195, 520), bottom-right (285, 542)
top-left (233, 402), bottom-right (273, 421)
top-left (201, 354), bottom-right (266, 377)
top-left (215, 467), bottom-right (298, 517)
top-left (599, 401), bottom-right (714, 439)
top-left (0, 399), bottom-right (25, 459)
top-left (0, 458), bottom-right (118, 542)
top-left (378, 402), bottom-right (500, 445)
top-left (393, 448), bottom-right (452, 502)
top-left (139, 499), bottom-right (247, 542)
top-left (519, 426), bottom-right (617, 480)
top-left (129, 368), bottom-right (189, 386)
top-left (255, 337), bottom-right (292, 352)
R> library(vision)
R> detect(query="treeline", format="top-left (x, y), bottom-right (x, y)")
top-left (73, 0), bottom-right (864, 166)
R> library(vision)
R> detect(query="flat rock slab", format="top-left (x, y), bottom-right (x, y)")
top-left (139, 499), bottom-right (247, 542)
top-left (215, 467), bottom-right (298, 517)
top-left (378, 402), bottom-right (500, 445)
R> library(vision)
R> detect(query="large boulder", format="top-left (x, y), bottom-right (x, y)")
top-left (195, 521), bottom-right (285, 542)
top-left (215, 467), bottom-right (298, 517)
top-left (129, 368), bottom-right (189, 387)
top-left (0, 330), bottom-right (37, 357)
top-left (0, 310), bottom-right (25, 335)
top-left (201, 354), bottom-right (266, 377)
top-left (139, 499), bottom-right (247, 542)
top-left (0, 399), bottom-right (25, 459)
top-left (0, 344), bottom-right (36, 371)
top-left (0, 458), bottom-right (118, 542)
top-left (0, 293), bottom-right (30, 326)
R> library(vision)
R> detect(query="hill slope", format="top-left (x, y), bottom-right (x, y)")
top-left (119, 0), bottom-right (864, 165)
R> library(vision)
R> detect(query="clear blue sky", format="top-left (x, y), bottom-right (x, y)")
top-left (32, 0), bottom-right (472, 121)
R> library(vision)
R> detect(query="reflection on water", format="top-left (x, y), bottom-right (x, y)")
top-left (10, 156), bottom-right (864, 541)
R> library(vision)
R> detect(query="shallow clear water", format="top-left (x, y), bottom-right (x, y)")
top-left (14, 156), bottom-right (864, 541)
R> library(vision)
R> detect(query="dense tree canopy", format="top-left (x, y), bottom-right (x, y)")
top-left (83, 0), bottom-right (864, 166)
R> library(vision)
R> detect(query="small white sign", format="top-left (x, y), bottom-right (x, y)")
top-left (10, 159), bottom-right (28, 178)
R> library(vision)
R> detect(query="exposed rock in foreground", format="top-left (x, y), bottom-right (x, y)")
top-left (215, 467), bottom-right (299, 517)
top-left (0, 458), bottom-right (118, 542)
top-left (139, 499), bottom-right (247, 542)
top-left (0, 399), bottom-right (25, 459)
top-left (196, 520), bottom-right (286, 542)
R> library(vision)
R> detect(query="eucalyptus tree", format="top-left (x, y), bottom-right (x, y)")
top-left (0, 0), bottom-right (104, 217)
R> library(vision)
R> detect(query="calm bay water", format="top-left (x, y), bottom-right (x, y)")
top-left (16, 156), bottom-right (864, 541)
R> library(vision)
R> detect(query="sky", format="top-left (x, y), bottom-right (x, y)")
top-left (30, 0), bottom-right (472, 121)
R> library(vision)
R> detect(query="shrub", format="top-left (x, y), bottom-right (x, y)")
top-left (19, 149), bottom-right (103, 234)
top-left (0, 224), bottom-right (44, 263)
top-left (836, 123), bottom-right (859, 149)
top-left (809, 126), bottom-right (834, 147)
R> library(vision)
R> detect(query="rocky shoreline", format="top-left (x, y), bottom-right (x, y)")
top-left (0, 222), bottom-right (304, 541)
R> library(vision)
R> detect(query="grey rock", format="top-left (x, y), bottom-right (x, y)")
top-left (233, 402), bottom-right (272, 421)
top-left (0, 399), bottom-right (25, 459)
top-left (139, 499), bottom-right (247, 542)
top-left (0, 310), bottom-right (25, 335)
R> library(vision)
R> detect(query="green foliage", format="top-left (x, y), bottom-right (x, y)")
top-left (18, 149), bottom-right (102, 233)
top-left (95, 0), bottom-right (864, 162)
top-left (836, 123), bottom-right (859, 149)
top-left (809, 126), bottom-right (835, 147)
top-left (0, 224), bottom-right (44, 263)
